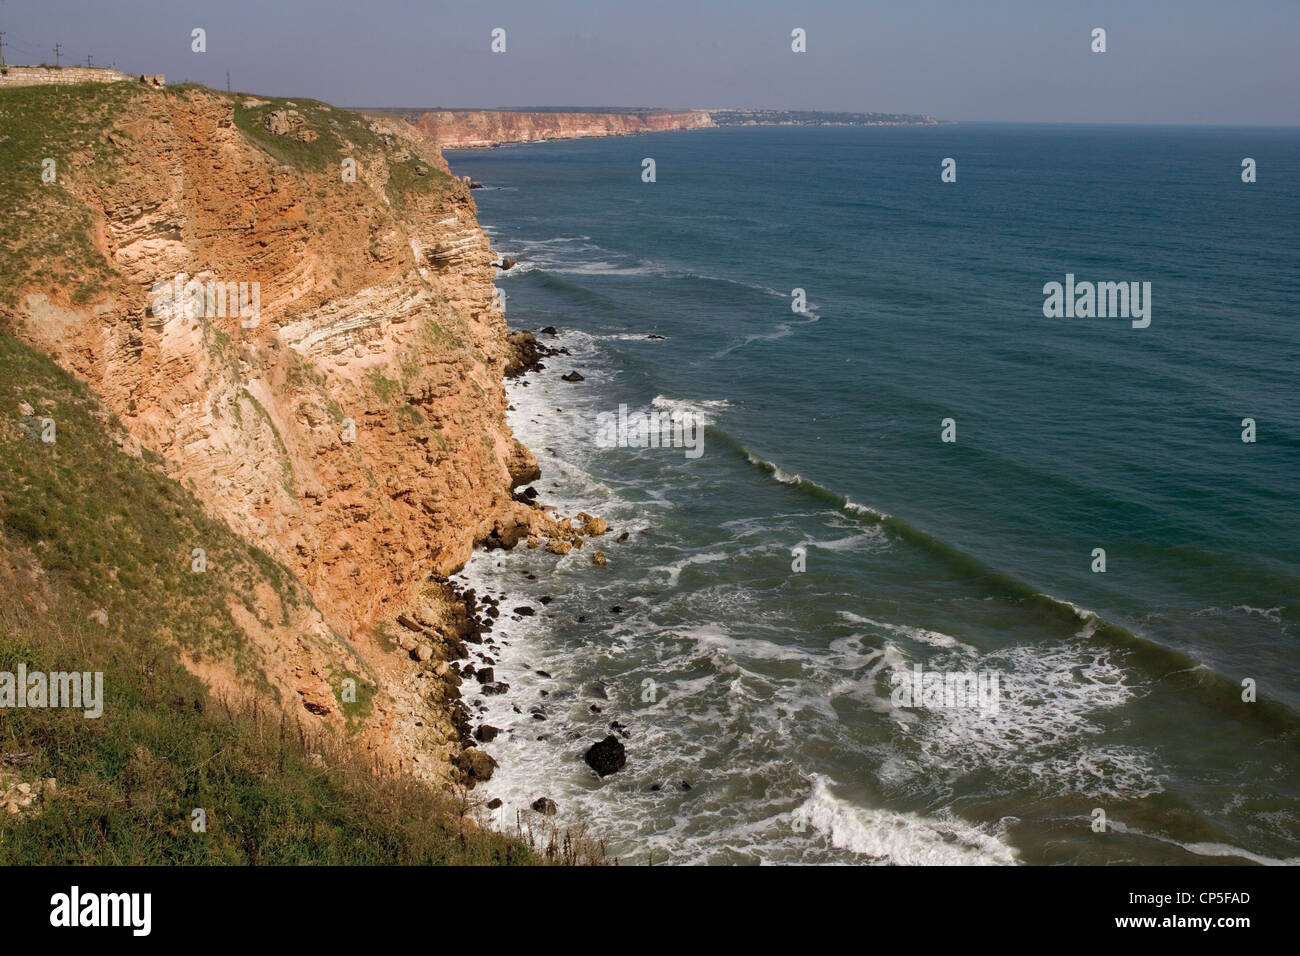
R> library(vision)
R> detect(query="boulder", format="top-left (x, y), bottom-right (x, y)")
top-left (580, 515), bottom-right (608, 536)
top-left (584, 735), bottom-right (627, 777)
top-left (531, 797), bottom-right (557, 816)
top-left (453, 748), bottom-right (497, 784)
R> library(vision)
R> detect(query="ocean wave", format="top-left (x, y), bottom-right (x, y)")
top-left (650, 394), bottom-right (734, 426)
top-left (712, 311), bottom-right (821, 359)
top-left (651, 550), bottom-right (733, 588)
top-left (1103, 820), bottom-right (1300, 866)
top-left (838, 612), bottom-right (974, 651)
top-left (793, 776), bottom-right (1019, 865)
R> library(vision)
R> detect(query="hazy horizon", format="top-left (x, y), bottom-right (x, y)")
top-left (3, 0), bottom-right (1298, 126)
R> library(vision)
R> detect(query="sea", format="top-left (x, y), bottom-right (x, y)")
top-left (443, 123), bottom-right (1300, 865)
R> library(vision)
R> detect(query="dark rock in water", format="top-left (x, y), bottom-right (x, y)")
top-left (650, 784), bottom-right (662, 792)
top-left (522, 486), bottom-right (539, 500)
top-left (535, 669), bottom-right (552, 678)
top-left (482, 681), bottom-right (510, 695)
top-left (498, 255), bottom-right (516, 269)
top-left (560, 371), bottom-right (585, 382)
top-left (539, 326), bottom-right (559, 336)
top-left (505, 330), bottom-right (549, 378)
top-left (462, 662), bottom-right (477, 678)
top-left (486, 605), bottom-right (500, 619)
top-left (486, 798), bottom-right (503, 810)
top-left (584, 735), bottom-right (627, 777)
top-left (617, 531), bottom-right (630, 543)
top-left (646, 334), bottom-right (666, 340)
top-left (514, 606), bottom-right (535, 616)
top-left (470, 180), bottom-right (484, 190)
top-left (610, 605), bottom-right (623, 614)
top-left (577, 615), bottom-right (586, 623)
top-left (590, 704), bottom-right (602, 713)
top-left (539, 595), bottom-right (552, 605)
top-left (532, 797), bottom-right (558, 816)
top-left (476, 667), bottom-right (495, 684)
top-left (680, 781), bottom-right (692, 791)
top-left (475, 724), bottom-right (500, 743)
top-left (454, 748), bottom-right (497, 784)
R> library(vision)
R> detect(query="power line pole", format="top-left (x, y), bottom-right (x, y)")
top-left (53, 43), bottom-right (61, 67)
top-left (0, 33), bottom-right (7, 68)
top-left (86, 55), bottom-right (93, 68)
top-left (226, 71), bottom-right (231, 92)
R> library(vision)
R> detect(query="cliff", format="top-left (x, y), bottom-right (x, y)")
top-left (395, 108), bottom-right (715, 147)
top-left (0, 81), bottom-right (589, 784)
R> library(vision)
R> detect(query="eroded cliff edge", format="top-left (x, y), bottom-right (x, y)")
top-left (0, 81), bottom-right (586, 783)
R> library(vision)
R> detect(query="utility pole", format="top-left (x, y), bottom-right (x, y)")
top-left (0, 33), bottom-right (7, 68)
top-left (54, 43), bottom-right (61, 67)
top-left (226, 70), bottom-right (231, 92)
top-left (86, 55), bottom-right (93, 68)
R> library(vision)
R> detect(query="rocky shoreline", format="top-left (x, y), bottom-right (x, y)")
top-left (389, 324), bottom-right (637, 823)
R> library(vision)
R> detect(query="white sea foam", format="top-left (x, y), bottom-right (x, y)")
top-left (886, 640), bottom-right (1159, 800)
top-left (838, 612), bottom-right (974, 651)
top-left (793, 776), bottom-right (1018, 865)
top-left (651, 551), bottom-right (733, 588)
top-left (649, 395), bottom-right (733, 426)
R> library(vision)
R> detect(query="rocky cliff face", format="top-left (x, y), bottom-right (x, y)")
top-left (400, 109), bottom-right (715, 147)
top-left (1, 83), bottom-right (571, 774)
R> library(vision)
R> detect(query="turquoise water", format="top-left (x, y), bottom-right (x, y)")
top-left (446, 125), bottom-right (1300, 864)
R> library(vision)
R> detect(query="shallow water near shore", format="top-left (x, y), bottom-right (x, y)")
top-left (446, 125), bottom-right (1300, 865)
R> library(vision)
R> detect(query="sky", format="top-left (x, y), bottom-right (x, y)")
top-left (3, 0), bottom-right (1297, 124)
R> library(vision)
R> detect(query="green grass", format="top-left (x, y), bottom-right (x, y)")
top-left (229, 94), bottom-right (459, 209)
top-left (421, 316), bottom-right (466, 350)
top-left (0, 82), bottom-right (142, 310)
top-left (231, 95), bottom-right (383, 173)
top-left (365, 368), bottom-right (402, 404)
top-left (0, 333), bottom-right (538, 864)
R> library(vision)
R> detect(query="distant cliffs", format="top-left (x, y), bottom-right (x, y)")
top-left (383, 107), bottom-right (943, 148)
top-left (395, 109), bottom-right (716, 147)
